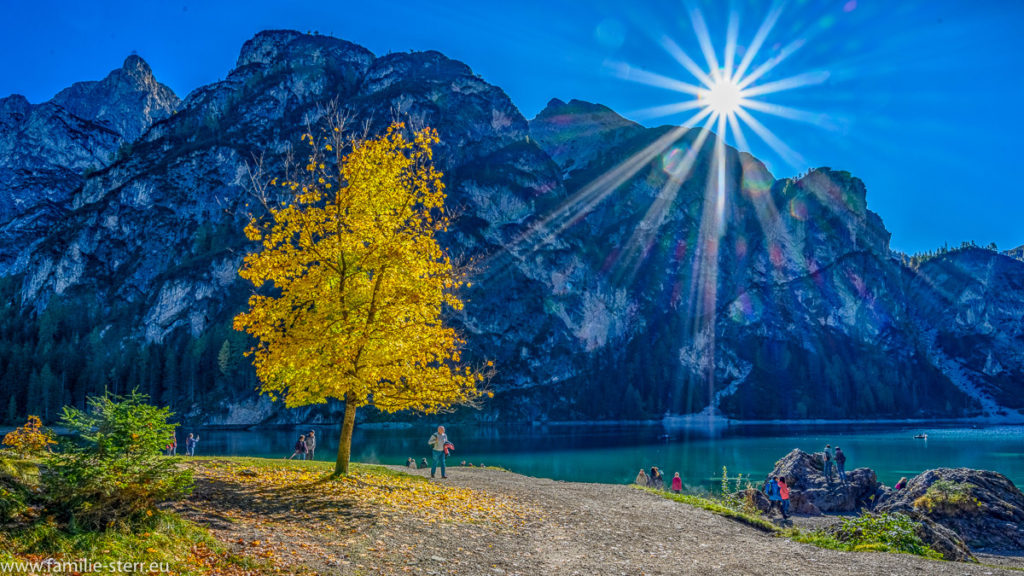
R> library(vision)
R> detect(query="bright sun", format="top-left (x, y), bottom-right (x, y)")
top-left (701, 74), bottom-right (744, 116)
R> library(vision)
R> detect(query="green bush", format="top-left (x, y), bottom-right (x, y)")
top-left (802, 512), bottom-right (943, 559)
top-left (0, 456), bottom-right (39, 524)
top-left (43, 391), bottom-right (193, 531)
top-left (913, 479), bottom-right (981, 516)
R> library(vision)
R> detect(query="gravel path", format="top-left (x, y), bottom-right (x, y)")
top-left (392, 466), bottom-right (1022, 576)
top-left (179, 462), bottom-right (1023, 575)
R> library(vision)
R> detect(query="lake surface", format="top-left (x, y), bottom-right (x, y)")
top-left (192, 423), bottom-right (1024, 491)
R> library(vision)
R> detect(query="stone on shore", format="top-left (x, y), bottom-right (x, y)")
top-left (766, 449), bottom-right (884, 514)
top-left (875, 468), bottom-right (1024, 552)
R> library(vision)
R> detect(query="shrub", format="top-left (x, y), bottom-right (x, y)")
top-left (0, 456), bottom-right (39, 524)
top-left (913, 479), bottom-right (981, 516)
top-left (821, 512), bottom-right (942, 559)
top-left (2, 415), bottom-right (56, 457)
top-left (43, 391), bottom-right (192, 531)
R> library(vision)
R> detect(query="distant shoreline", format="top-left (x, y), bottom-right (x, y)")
top-left (5, 415), bottom-right (1022, 435)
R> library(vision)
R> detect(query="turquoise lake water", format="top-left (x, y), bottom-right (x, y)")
top-left (193, 423), bottom-right (1024, 490)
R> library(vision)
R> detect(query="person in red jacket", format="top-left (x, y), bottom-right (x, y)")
top-left (777, 476), bottom-right (791, 519)
top-left (671, 472), bottom-right (682, 493)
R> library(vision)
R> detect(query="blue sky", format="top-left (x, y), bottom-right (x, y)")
top-left (2, 0), bottom-right (1021, 253)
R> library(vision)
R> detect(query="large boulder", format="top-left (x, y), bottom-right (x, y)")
top-left (767, 449), bottom-right (885, 514)
top-left (875, 468), bottom-right (1024, 551)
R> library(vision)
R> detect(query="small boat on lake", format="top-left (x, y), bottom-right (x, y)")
top-left (913, 433), bottom-right (928, 439)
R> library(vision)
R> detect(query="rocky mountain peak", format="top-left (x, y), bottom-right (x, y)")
top-left (236, 29), bottom-right (307, 67)
top-left (1004, 243), bottom-right (1024, 262)
top-left (235, 30), bottom-right (374, 71)
top-left (530, 98), bottom-right (645, 176)
top-left (49, 54), bottom-right (179, 142)
top-left (120, 54), bottom-right (155, 83)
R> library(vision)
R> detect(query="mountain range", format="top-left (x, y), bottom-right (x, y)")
top-left (1, 30), bottom-right (1022, 426)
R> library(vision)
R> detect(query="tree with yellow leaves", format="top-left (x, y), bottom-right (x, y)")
top-left (1, 415), bottom-right (56, 456)
top-left (235, 122), bottom-right (487, 475)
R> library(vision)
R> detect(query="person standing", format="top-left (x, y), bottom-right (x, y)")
top-left (764, 476), bottom-right (781, 516)
top-left (288, 434), bottom-right (307, 460)
top-left (822, 444), bottom-right (835, 483)
top-left (834, 446), bottom-right (848, 485)
top-left (635, 468), bottom-right (650, 486)
top-left (428, 425), bottom-right (449, 479)
top-left (304, 430), bottom-right (317, 460)
top-left (648, 467), bottom-right (664, 489)
top-left (777, 476), bottom-right (791, 519)
top-left (671, 472), bottom-right (682, 494)
top-left (186, 433), bottom-right (200, 457)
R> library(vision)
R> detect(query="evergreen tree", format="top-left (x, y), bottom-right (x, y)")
top-left (5, 395), bottom-right (16, 424)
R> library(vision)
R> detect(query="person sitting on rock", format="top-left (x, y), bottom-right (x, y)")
top-left (777, 476), bottom-right (791, 519)
top-left (822, 444), bottom-right (835, 483)
top-left (834, 446), bottom-right (848, 485)
top-left (421, 457), bottom-right (429, 468)
top-left (407, 457), bottom-right (417, 469)
top-left (635, 468), bottom-right (650, 486)
top-left (894, 476), bottom-right (908, 490)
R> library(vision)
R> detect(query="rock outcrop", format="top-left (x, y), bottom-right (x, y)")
top-left (766, 449), bottom-right (884, 514)
top-left (876, 468), bottom-right (1024, 551)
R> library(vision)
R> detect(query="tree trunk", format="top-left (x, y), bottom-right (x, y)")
top-left (334, 392), bottom-right (357, 476)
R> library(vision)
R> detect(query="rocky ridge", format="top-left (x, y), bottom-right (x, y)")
top-left (1, 30), bottom-right (1022, 425)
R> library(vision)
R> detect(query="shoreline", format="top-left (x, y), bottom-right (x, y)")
top-left (5, 416), bottom-right (1022, 436)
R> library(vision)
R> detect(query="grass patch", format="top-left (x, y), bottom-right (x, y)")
top-left (636, 486), bottom-right (779, 533)
top-left (639, 487), bottom-right (945, 562)
top-left (0, 511), bottom-right (251, 575)
top-left (914, 480), bottom-right (982, 516)
top-left (787, 513), bottom-right (943, 560)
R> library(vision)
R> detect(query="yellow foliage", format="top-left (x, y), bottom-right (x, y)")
top-left (2, 415), bottom-right (56, 456)
top-left (234, 123), bottom-right (489, 472)
top-left (197, 460), bottom-right (532, 527)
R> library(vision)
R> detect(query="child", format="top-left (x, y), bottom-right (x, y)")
top-left (288, 434), bottom-right (307, 460)
top-left (777, 476), bottom-right (791, 519)
top-left (185, 433), bottom-right (199, 457)
top-left (671, 472), bottom-right (682, 493)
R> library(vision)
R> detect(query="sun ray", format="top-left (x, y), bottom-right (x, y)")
top-left (687, 6), bottom-right (721, 76)
top-left (735, 38), bottom-right (807, 90)
top-left (739, 99), bottom-right (833, 128)
top-left (606, 60), bottom-right (705, 95)
top-left (627, 99), bottom-right (707, 122)
top-left (714, 111), bottom-right (729, 234)
top-left (614, 114), bottom-right (719, 284)
top-left (740, 70), bottom-right (830, 98)
top-left (734, 107), bottom-right (805, 167)
top-left (727, 111), bottom-right (751, 155)
top-left (723, 9), bottom-right (740, 80)
top-left (659, 35), bottom-right (715, 88)
top-left (732, 1), bottom-right (785, 81)
top-left (508, 120), bottom-right (701, 256)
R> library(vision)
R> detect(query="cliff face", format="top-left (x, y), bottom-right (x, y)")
top-left (1, 31), bottom-right (1021, 425)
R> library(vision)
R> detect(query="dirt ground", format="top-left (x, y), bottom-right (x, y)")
top-left (175, 462), bottom-right (1024, 575)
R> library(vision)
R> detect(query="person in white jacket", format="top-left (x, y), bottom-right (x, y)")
top-left (428, 426), bottom-right (449, 478)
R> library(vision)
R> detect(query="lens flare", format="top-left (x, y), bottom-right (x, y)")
top-left (700, 73), bottom-right (744, 116)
